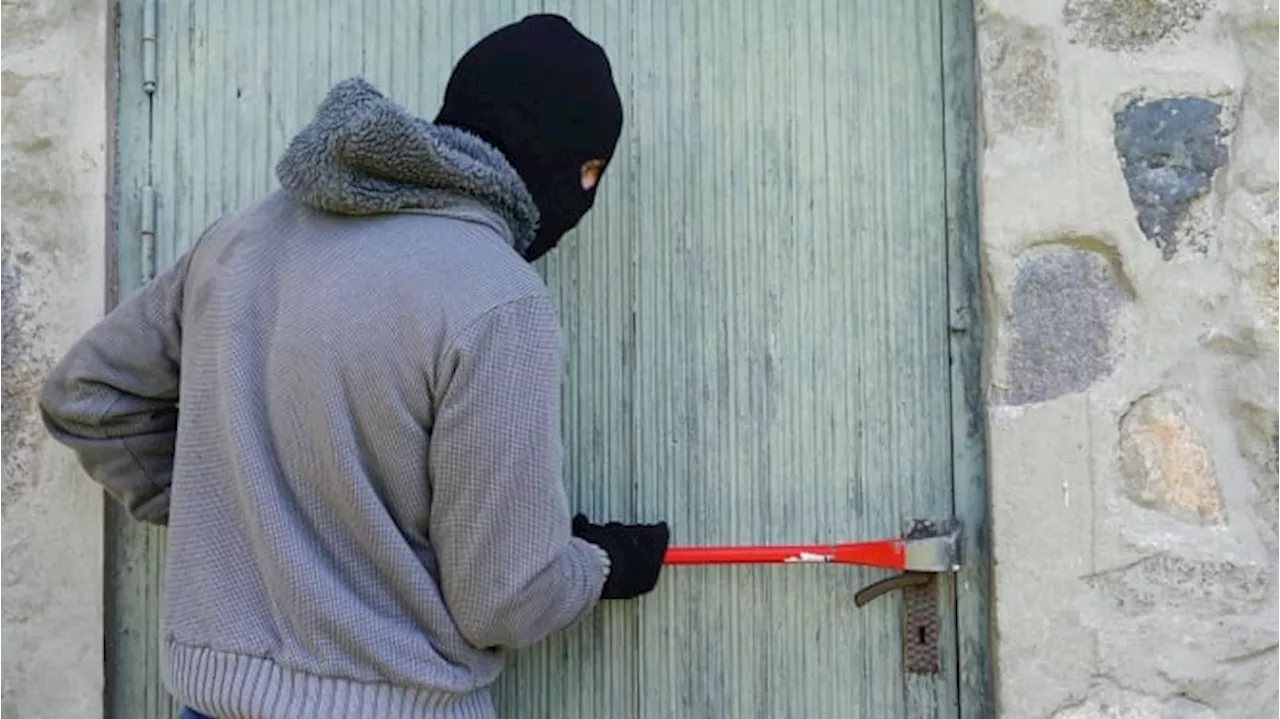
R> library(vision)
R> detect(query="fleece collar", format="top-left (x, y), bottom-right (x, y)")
top-left (275, 77), bottom-right (539, 255)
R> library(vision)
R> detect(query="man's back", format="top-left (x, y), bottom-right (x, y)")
top-left (40, 77), bottom-right (611, 718)
top-left (41, 17), bottom-right (674, 716)
top-left (163, 190), bottom-right (552, 701)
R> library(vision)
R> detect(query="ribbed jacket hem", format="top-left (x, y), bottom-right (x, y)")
top-left (166, 640), bottom-right (495, 719)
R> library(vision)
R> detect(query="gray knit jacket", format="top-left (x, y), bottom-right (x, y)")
top-left (39, 77), bottom-right (609, 718)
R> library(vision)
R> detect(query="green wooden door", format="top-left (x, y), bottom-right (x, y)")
top-left (110, 1), bottom-right (988, 716)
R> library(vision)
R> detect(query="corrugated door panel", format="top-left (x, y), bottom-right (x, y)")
top-left (114, 1), bottom-right (961, 717)
top-left (584, 2), bottom-right (955, 716)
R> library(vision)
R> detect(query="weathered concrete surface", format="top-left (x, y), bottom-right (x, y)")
top-left (988, 398), bottom-right (1097, 716)
top-left (1051, 687), bottom-right (1221, 718)
top-left (1, 0), bottom-right (107, 716)
top-left (982, 0), bottom-right (1279, 716)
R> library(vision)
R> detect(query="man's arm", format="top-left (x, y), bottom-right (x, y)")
top-left (427, 293), bottom-right (608, 651)
top-left (39, 252), bottom-right (192, 525)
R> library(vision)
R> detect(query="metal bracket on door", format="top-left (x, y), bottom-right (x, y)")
top-left (853, 518), bottom-right (963, 675)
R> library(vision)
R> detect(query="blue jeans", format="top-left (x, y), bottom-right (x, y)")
top-left (179, 709), bottom-right (212, 719)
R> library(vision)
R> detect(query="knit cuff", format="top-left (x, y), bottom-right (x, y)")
top-left (589, 543), bottom-right (611, 578)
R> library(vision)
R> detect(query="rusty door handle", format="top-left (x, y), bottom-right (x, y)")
top-left (853, 571), bottom-right (933, 607)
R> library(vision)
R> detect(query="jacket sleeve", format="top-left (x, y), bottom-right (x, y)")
top-left (427, 293), bottom-right (608, 651)
top-left (39, 251), bottom-right (192, 525)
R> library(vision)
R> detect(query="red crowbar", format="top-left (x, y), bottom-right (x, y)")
top-left (662, 518), bottom-right (963, 573)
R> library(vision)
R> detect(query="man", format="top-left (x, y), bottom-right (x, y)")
top-left (39, 14), bottom-right (669, 719)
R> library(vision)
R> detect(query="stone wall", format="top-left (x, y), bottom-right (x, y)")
top-left (979, 0), bottom-right (1279, 716)
top-left (1, 0), bottom-right (108, 716)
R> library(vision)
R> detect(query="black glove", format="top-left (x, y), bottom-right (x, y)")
top-left (571, 513), bottom-right (670, 600)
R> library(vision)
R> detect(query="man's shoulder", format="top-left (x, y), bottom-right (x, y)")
top-left (410, 216), bottom-right (546, 301)
top-left (197, 191), bottom-right (554, 333)
top-left (373, 209), bottom-right (553, 337)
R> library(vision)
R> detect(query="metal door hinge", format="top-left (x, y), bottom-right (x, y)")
top-left (142, 0), bottom-right (157, 93)
top-left (141, 185), bottom-right (157, 281)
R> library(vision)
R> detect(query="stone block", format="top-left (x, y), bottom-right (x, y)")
top-left (1114, 97), bottom-right (1230, 259)
top-left (0, 220), bottom-right (42, 514)
top-left (998, 241), bottom-right (1130, 405)
top-left (1051, 689), bottom-right (1218, 718)
top-left (1086, 553), bottom-right (1270, 615)
top-left (1229, 400), bottom-right (1279, 542)
top-left (1256, 234), bottom-right (1279, 333)
top-left (1233, 16), bottom-right (1279, 127)
top-left (1092, 609), bottom-right (1279, 716)
top-left (1118, 391), bottom-right (1225, 524)
top-left (980, 16), bottom-right (1059, 138)
top-left (1064, 0), bottom-right (1209, 51)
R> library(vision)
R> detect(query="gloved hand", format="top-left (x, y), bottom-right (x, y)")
top-left (571, 513), bottom-right (670, 600)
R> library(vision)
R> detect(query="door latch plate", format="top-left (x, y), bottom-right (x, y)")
top-left (901, 570), bottom-right (940, 674)
top-left (853, 518), bottom-right (957, 675)
top-left (901, 518), bottom-right (943, 674)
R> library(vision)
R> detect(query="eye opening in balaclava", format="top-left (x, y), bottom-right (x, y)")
top-left (435, 13), bottom-right (624, 262)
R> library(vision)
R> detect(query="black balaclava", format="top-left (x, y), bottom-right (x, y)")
top-left (435, 14), bottom-right (623, 262)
